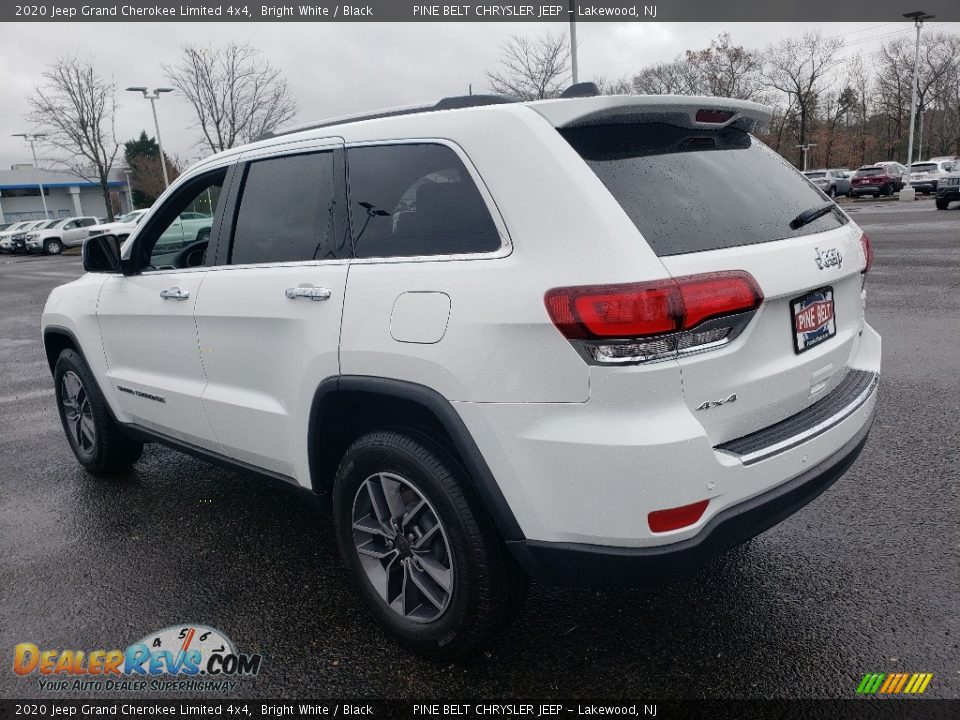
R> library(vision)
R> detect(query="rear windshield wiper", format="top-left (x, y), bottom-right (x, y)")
top-left (789, 202), bottom-right (838, 230)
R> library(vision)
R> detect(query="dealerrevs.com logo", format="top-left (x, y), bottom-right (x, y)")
top-left (13, 624), bottom-right (262, 693)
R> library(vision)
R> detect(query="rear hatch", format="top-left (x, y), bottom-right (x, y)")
top-left (538, 97), bottom-right (867, 445)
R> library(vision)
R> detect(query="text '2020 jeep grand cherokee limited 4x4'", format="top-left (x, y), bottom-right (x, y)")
top-left (42, 93), bottom-right (880, 657)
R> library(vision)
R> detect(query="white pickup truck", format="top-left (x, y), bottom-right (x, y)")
top-left (25, 216), bottom-right (100, 254)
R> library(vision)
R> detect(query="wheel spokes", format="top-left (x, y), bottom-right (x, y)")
top-left (352, 471), bottom-right (454, 623)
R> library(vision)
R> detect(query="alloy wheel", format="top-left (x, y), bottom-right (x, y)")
top-left (351, 472), bottom-right (454, 623)
top-left (61, 371), bottom-right (96, 455)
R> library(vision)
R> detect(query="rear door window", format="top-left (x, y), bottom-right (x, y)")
top-left (560, 123), bottom-right (847, 257)
top-left (230, 151), bottom-right (339, 265)
top-left (346, 144), bottom-right (501, 259)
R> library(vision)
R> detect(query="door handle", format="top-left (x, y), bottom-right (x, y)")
top-left (285, 285), bottom-right (332, 301)
top-left (159, 287), bottom-right (190, 301)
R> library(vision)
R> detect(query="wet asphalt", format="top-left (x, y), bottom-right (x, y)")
top-left (0, 198), bottom-right (957, 700)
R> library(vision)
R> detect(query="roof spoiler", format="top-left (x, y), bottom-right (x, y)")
top-left (528, 95), bottom-right (772, 133)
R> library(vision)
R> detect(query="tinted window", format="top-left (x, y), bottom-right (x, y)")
top-left (561, 124), bottom-right (846, 257)
top-left (856, 168), bottom-right (884, 176)
top-left (231, 152), bottom-right (337, 265)
top-left (912, 164), bottom-right (937, 173)
top-left (804, 172), bottom-right (826, 179)
top-left (347, 144), bottom-right (500, 259)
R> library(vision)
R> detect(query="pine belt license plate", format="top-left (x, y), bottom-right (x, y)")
top-left (791, 286), bottom-right (836, 353)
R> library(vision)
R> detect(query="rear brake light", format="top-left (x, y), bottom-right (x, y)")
top-left (860, 233), bottom-right (873, 273)
top-left (648, 499), bottom-right (710, 533)
top-left (545, 271), bottom-right (762, 364)
top-left (695, 109), bottom-right (735, 124)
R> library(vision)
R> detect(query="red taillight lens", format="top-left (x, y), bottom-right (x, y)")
top-left (648, 499), bottom-right (710, 533)
top-left (695, 109), bottom-right (735, 123)
top-left (545, 271), bottom-right (762, 340)
top-left (860, 233), bottom-right (873, 273)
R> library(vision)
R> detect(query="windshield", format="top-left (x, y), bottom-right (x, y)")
top-left (561, 122), bottom-right (845, 257)
top-left (117, 211), bottom-right (144, 223)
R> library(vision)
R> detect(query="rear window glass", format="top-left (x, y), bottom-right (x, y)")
top-left (856, 167), bottom-right (884, 176)
top-left (347, 144), bottom-right (501, 259)
top-left (561, 123), bottom-right (845, 257)
top-left (804, 172), bottom-right (826, 179)
top-left (911, 164), bottom-right (937, 173)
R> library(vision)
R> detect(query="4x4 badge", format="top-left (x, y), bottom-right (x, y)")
top-left (696, 393), bottom-right (737, 411)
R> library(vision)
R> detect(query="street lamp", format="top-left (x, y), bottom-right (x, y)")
top-left (12, 133), bottom-right (50, 219)
top-left (796, 143), bottom-right (817, 172)
top-left (900, 10), bottom-right (935, 201)
top-left (126, 86), bottom-right (174, 188)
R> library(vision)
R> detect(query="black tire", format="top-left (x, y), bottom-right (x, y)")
top-left (873, 192), bottom-right (880, 198)
top-left (54, 349), bottom-right (143, 476)
top-left (44, 239), bottom-right (63, 255)
top-left (333, 430), bottom-right (527, 658)
top-left (881, 184), bottom-right (892, 197)
top-left (936, 198), bottom-right (949, 210)
top-left (827, 185), bottom-right (837, 198)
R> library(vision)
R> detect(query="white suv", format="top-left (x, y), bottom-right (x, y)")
top-left (41, 93), bottom-right (881, 657)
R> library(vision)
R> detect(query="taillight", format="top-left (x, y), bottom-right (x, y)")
top-left (545, 271), bottom-right (763, 365)
top-left (860, 232), bottom-right (873, 273)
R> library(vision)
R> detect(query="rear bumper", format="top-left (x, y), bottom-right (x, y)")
top-left (510, 406), bottom-right (875, 587)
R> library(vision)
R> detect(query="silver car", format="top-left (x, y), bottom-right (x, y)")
top-left (803, 169), bottom-right (850, 198)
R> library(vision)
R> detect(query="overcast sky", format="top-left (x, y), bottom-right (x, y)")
top-left (0, 20), bottom-right (953, 170)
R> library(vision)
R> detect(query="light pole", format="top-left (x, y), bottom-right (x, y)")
top-left (917, 104), bottom-right (927, 162)
top-left (12, 133), bottom-right (50, 219)
top-left (900, 10), bottom-right (934, 201)
top-left (126, 86), bottom-right (174, 188)
top-left (569, 0), bottom-right (578, 84)
top-left (121, 167), bottom-right (134, 210)
top-left (796, 143), bottom-right (817, 172)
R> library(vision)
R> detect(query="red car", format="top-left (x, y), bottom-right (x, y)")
top-left (849, 164), bottom-right (906, 198)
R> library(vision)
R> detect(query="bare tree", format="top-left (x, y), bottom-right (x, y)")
top-left (486, 33), bottom-right (570, 100)
top-left (762, 32), bottom-right (843, 165)
top-left (685, 33), bottom-right (764, 101)
top-left (164, 42), bottom-right (298, 153)
top-left (28, 56), bottom-right (119, 220)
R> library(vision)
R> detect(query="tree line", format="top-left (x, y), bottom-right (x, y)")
top-left (488, 29), bottom-right (960, 170)
top-left (23, 28), bottom-right (960, 221)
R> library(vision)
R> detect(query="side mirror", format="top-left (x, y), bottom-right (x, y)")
top-left (83, 234), bottom-right (121, 273)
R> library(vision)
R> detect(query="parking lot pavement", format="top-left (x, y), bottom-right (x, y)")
top-left (1, 200), bottom-right (957, 700)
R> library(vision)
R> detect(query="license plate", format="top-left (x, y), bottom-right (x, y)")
top-left (791, 287), bottom-right (836, 354)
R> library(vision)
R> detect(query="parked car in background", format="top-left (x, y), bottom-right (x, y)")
top-left (935, 167), bottom-right (960, 210)
top-left (0, 223), bottom-right (13, 233)
top-left (86, 209), bottom-right (149, 241)
top-left (803, 169), bottom-right (850, 197)
top-left (908, 159), bottom-right (957, 195)
top-left (1, 219), bottom-right (51, 253)
top-left (24, 216), bottom-right (100, 255)
top-left (849, 164), bottom-right (906, 198)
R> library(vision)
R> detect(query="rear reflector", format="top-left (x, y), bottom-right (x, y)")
top-left (860, 232), bottom-right (873, 273)
top-left (648, 499), bottom-right (710, 533)
top-left (696, 109), bottom-right (735, 124)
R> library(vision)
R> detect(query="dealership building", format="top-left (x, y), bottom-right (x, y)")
top-left (0, 165), bottom-right (132, 224)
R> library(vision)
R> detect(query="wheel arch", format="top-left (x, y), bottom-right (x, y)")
top-left (308, 375), bottom-right (525, 542)
top-left (43, 325), bottom-right (83, 375)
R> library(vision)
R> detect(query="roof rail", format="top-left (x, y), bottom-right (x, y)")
top-left (256, 94), bottom-right (517, 142)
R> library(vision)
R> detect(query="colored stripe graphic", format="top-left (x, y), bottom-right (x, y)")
top-left (857, 672), bottom-right (933, 695)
